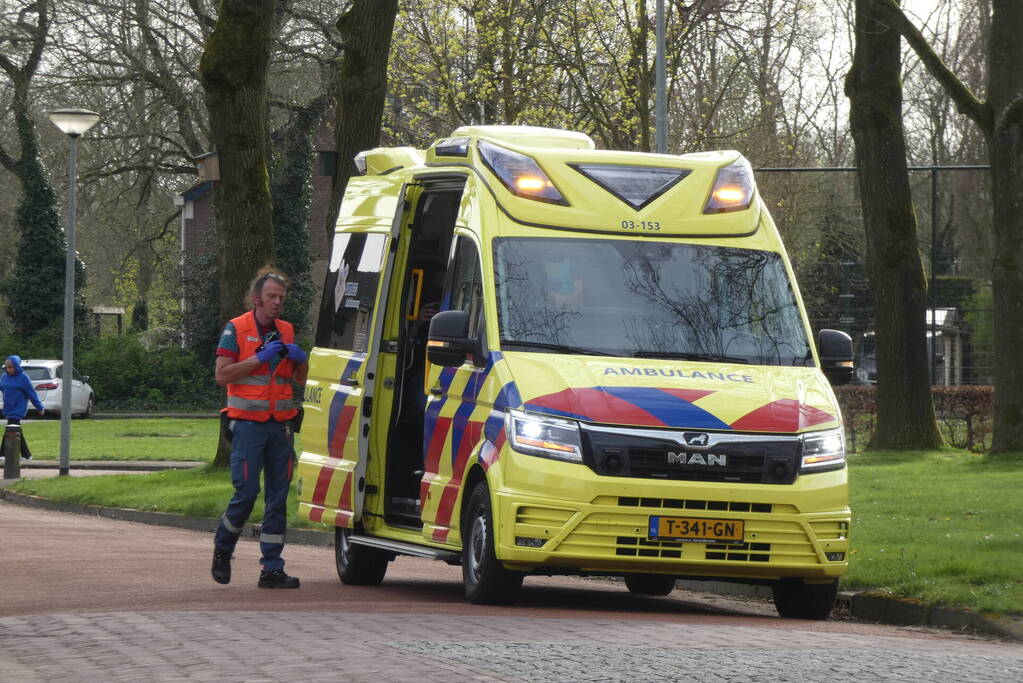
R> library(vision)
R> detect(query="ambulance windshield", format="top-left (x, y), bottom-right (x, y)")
top-left (493, 237), bottom-right (812, 366)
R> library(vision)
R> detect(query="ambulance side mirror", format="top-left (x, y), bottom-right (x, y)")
top-left (427, 310), bottom-right (477, 367)
top-left (818, 329), bottom-right (854, 386)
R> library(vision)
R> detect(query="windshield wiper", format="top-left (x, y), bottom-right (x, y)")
top-left (501, 339), bottom-right (622, 357)
top-left (632, 351), bottom-right (750, 364)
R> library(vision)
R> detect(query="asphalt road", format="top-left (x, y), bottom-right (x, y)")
top-left (1, 502), bottom-right (1021, 682)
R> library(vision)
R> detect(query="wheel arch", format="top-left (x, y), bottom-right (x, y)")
top-left (459, 464), bottom-right (489, 530)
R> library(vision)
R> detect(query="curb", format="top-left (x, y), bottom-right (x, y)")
top-left (15, 460), bottom-right (206, 472)
top-left (844, 590), bottom-right (1023, 641)
top-left (92, 413), bottom-right (219, 420)
top-left (1, 487), bottom-right (1019, 640)
top-left (0, 488), bottom-right (333, 547)
top-left (669, 582), bottom-right (1022, 642)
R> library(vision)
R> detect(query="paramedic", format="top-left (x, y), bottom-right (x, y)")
top-left (211, 268), bottom-right (308, 589)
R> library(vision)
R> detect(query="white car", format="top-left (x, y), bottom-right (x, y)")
top-left (1, 360), bottom-right (96, 418)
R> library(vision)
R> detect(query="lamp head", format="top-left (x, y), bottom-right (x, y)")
top-left (48, 109), bottom-right (100, 138)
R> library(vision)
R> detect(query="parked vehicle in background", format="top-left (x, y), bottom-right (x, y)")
top-left (854, 333), bottom-right (877, 385)
top-left (0, 360), bottom-right (96, 418)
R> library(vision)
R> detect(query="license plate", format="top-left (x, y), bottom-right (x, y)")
top-left (649, 516), bottom-right (745, 543)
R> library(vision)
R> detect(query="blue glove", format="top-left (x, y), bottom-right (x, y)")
top-left (256, 340), bottom-right (285, 364)
top-left (285, 343), bottom-right (308, 364)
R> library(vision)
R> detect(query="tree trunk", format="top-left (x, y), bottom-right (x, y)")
top-left (987, 1), bottom-right (1023, 452)
top-left (874, 0), bottom-right (1023, 453)
top-left (317, 0), bottom-right (399, 344)
top-left (323, 0), bottom-right (400, 248)
top-left (199, 0), bottom-right (277, 466)
top-left (199, 0), bottom-right (276, 327)
top-left (844, 0), bottom-right (944, 450)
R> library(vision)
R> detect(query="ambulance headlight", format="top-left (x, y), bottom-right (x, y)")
top-left (800, 428), bottom-right (846, 472)
top-left (506, 410), bottom-right (582, 463)
top-left (478, 140), bottom-right (568, 205)
top-left (703, 156), bottom-right (755, 213)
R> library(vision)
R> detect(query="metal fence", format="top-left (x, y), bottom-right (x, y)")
top-left (756, 164), bottom-right (993, 387)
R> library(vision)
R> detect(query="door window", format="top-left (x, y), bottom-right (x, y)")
top-left (449, 237), bottom-right (484, 337)
top-left (317, 232), bottom-right (388, 352)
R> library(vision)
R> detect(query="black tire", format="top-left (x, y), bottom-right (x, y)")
top-left (624, 574), bottom-right (676, 596)
top-left (83, 394), bottom-right (95, 419)
top-left (462, 481), bottom-right (523, 605)
top-left (335, 526), bottom-right (389, 585)
top-left (772, 578), bottom-right (839, 620)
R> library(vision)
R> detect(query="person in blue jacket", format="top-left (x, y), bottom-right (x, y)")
top-left (1, 355), bottom-right (45, 460)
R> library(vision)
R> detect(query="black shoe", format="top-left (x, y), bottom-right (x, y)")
top-left (258, 569), bottom-right (300, 589)
top-left (212, 548), bottom-right (232, 584)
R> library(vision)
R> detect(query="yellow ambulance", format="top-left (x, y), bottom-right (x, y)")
top-left (296, 125), bottom-right (853, 619)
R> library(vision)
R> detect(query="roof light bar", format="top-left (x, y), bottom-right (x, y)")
top-left (354, 151), bottom-right (368, 175)
top-left (570, 163), bottom-right (690, 210)
top-left (704, 156), bottom-right (755, 213)
top-left (478, 140), bottom-right (568, 205)
top-left (432, 136), bottom-right (471, 157)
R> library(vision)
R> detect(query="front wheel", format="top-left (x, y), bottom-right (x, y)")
top-left (335, 526), bottom-right (389, 585)
top-left (624, 574), bottom-right (676, 596)
top-left (462, 481), bottom-right (523, 605)
top-left (82, 395), bottom-right (95, 419)
top-left (772, 578), bottom-right (839, 620)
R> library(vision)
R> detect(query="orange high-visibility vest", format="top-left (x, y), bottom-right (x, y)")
top-left (225, 311), bottom-right (298, 422)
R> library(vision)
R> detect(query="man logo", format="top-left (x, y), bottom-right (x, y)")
top-left (667, 451), bottom-right (727, 466)
top-left (682, 432), bottom-right (710, 447)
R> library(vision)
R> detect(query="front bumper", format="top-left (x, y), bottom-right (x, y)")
top-left (493, 449), bottom-right (850, 580)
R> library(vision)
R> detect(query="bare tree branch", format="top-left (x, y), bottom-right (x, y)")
top-left (874, 0), bottom-right (993, 134)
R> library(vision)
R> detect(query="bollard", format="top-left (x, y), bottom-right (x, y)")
top-left (2, 423), bottom-right (22, 480)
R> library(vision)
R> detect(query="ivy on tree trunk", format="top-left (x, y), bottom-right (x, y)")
top-left (199, 0), bottom-right (277, 466)
top-left (0, 2), bottom-right (86, 342)
top-left (271, 97), bottom-right (327, 337)
top-left (199, 0), bottom-right (276, 328)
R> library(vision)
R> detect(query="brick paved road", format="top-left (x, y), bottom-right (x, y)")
top-left (2, 502), bottom-right (1021, 682)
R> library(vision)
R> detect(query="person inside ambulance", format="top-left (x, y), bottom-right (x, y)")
top-left (546, 257), bottom-right (584, 308)
top-left (403, 269), bottom-right (444, 414)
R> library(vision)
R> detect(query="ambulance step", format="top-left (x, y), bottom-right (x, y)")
top-left (349, 535), bottom-right (461, 564)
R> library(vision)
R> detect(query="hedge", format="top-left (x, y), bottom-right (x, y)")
top-left (834, 384), bottom-right (993, 452)
top-left (76, 335), bottom-right (220, 411)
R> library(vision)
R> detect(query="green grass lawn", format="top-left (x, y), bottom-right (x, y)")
top-left (845, 450), bottom-right (1023, 615)
top-left (17, 418), bottom-right (220, 461)
top-left (7, 441), bottom-right (1023, 616)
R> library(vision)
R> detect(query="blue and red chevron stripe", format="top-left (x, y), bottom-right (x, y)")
top-left (524, 386), bottom-right (834, 432)
top-left (423, 352), bottom-right (521, 543)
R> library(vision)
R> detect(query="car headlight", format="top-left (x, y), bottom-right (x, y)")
top-left (505, 410), bottom-right (583, 463)
top-left (800, 428), bottom-right (846, 472)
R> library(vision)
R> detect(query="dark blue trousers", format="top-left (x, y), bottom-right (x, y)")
top-left (214, 419), bottom-right (294, 571)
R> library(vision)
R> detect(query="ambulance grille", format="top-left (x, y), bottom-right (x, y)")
top-left (617, 497), bottom-right (773, 513)
top-left (614, 536), bottom-right (684, 559)
top-left (628, 447), bottom-right (766, 482)
top-left (611, 536), bottom-right (771, 561)
top-left (705, 542), bottom-right (771, 562)
top-left (556, 513), bottom-right (813, 564)
top-left (581, 425), bottom-right (801, 485)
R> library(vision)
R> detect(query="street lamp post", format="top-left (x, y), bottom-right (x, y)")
top-left (655, 0), bottom-right (667, 154)
top-left (47, 108), bottom-right (100, 477)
